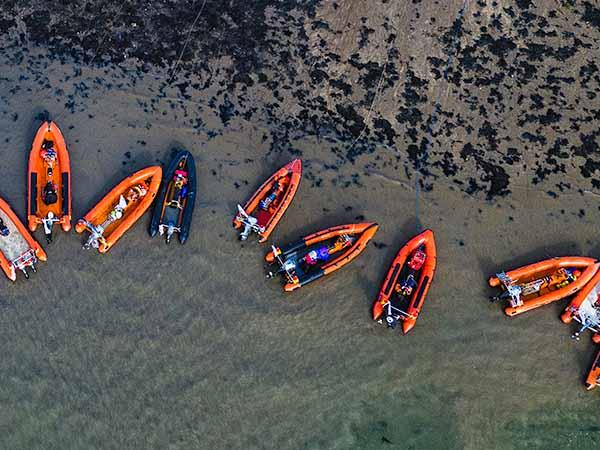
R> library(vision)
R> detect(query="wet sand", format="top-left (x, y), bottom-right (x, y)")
top-left (0, 1), bottom-right (600, 449)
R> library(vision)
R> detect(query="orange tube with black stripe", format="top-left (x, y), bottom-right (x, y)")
top-left (27, 121), bottom-right (71, 240)
top-left (233, 159), bottom-right (301, 242)
top-left (488, 257), bottom-right (599, 316)
top-left (561, 269), bottom-right (600, 342)
top-left (265, 222), bottom-right (378, 291)
top-left (585, 349), bottom-right (600, 390)
top-left (75, 166), bottom-right (162, 253)
top-left (372, 229), bottom-right (436, 334)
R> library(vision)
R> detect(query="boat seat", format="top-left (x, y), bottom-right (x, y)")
top-left (167, 200), bottom-right (183, 209)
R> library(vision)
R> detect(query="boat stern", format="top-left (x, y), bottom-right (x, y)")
top-left (372, 299), bottom-right (385, 321)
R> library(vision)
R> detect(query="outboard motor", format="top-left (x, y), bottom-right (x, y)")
top-left (490, 272), bottom-right (523, 307)
top-left (384, 302), bottom-right (399, 329)
top-left (81, 220), bottom-right (104, 250)
top-left (385, 314), bottom-right (398, 329)
top-left (166, 224), bottom-right (176, 244)
top-left (236, 205), bottom-right (258, 241)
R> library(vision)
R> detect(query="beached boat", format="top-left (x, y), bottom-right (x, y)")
top-left (372, 229), bottom-right (437, 334)
top-left (561, 270), bottom-right (600, 343)
top-left (27, 121), bottom-right (71, 242)
top-left (76, 166), bottom-right (162, 253)
top-left (0, 196), bottom-right (46, 280)
top-left (488, 257), bottom-right (599, 316)
top-left (149, 150), bottom-right (196, 244)
top-left (585, 349), bottom-right (600, 390)
top-left (233, 159), bottom-right (301, 242)
top-left (265, 222), bottom-right (378, 291)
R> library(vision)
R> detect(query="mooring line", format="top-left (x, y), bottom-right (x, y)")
top-left (167, 0), bottom-right (208, 85)
top-left (414, 0), bottom-right (472, 232)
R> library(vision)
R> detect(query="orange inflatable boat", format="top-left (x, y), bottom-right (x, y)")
top-left (585, 349), bottom-right (600, 390)
top-left (372, 229), bottom-right (437, 334)
top-left (561, 269), bottom-right (600, 343)
top-left (488, 257), bottom-right (599, 317)
top-left (27, 121), bottom-right (71, 242)
top-left (75, 166), bottom-right (162, 253)
top-left (0, 196), bottom-right (46, 280)
top-left (233, 159), bottom-right (301, 242)
top-left (265, 222), bottom-right (378, 291)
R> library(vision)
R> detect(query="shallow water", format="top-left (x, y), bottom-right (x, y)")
top-left (0, 1), bottom-right (599, 449)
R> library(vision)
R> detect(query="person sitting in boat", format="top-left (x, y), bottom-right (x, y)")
top-left (0, 218), bottom-right (9, 237)
top-left (173, 169), bottom-right (188, 188)
top-left (250, 181), bottom-right (287, 232)
top-left (302, 235), bottom-right (352, 267)
top-left (396, 274), bottom-right (418, 297)
top-left (303, 246), bottom-right (331, 266)
top-left (395, 248), bottom-right (427, 297)
top-left (126, 184), bottom-right (147, 203)
top-left (41, 141), bottom-right (57, 174)
top-left (259, 181), bottom-right (285, 211)
top-left (106, 184), bottom-right (147, 222)
top-left (167, 170), bottom-right (188, 209)
top-left (42, 181), bottom-right (58, 205)
top-left (41, 140), bottom-right (56, 160)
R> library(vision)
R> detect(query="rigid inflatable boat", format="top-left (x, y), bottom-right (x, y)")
top-left (488, 257), bottom-right (599, 316)
top-left (265, 222), bottom-right (378, 291)
top-left (149, 150), bottom-right (196, 244)
top-left (27, 121), bottom-right (71, 242)
top-left (76, 166), bottom-right (162, 253)
top-left (372, 229), bottom-right (437, 334)
top-left (585, 349), bottom-right (600, 390)
top-left (561, 270), bottom-right (600, 343)
top-left (0, 196), bottom-right (46, 280)
top-left (234, 159), bottom-right (301, 242)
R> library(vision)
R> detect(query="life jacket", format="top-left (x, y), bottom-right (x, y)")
top-left (408, 249), bottom-right (426, 271)
top-left (173, 170), bottom-right (188, 186)
top-left (396, 273), bottom-right (418, 296)
top-left (304, 246), bottom-right (330, 265)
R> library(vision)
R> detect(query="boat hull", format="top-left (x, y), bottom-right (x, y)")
top-left (266, 222), bottom-right (378, 291)
top-left (233, 159), bottom-right (301, 242)
top-left (76, 166), bottom-right (162, 253)
top-left (149, 150), bottom-right (197, 244)
top-left (488, 257), bottom-right (599, 316)
top-left (0, 196), bottom-right (46, 280)
top-left (585, 349), bottom-right (600, 390)
top-left (372, 229), bottom-right (437, 334)
top-left (27, 121), bottom-right (72, 235)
